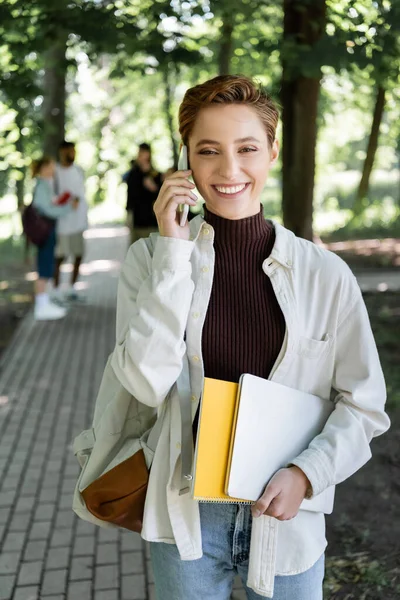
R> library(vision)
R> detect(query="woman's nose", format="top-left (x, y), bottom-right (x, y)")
top-left (217, 154), bottom-right (241, 180)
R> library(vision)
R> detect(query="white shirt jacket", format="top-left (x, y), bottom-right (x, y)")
top-left (55, 164), bottom-right (88, 235)
top-left (111, 215), bottom-right (390, 598)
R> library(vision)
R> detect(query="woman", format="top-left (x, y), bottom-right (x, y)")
top-left (111, 76), bottom-right (389, 599)
top-left (31, 157), bottom-right (77, 321)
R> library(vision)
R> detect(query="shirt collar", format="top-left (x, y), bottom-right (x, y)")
top-left (190, 214), bottom-right (294, 270)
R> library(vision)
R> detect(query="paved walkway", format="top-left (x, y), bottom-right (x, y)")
top-left (0, 225), bottom-right (246, 600)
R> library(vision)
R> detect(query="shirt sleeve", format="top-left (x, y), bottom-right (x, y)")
top-left (290, 286), bottom-right (390, 496)
top-left (32, 180), bottom-right (72, 219)
top-left (111, 235), bottom-right (195, 407)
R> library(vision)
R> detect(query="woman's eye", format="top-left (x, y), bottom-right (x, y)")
top-left (239, 147), bottom-right (257, 153)
top-left (199, 149), bottom-right (218, 155)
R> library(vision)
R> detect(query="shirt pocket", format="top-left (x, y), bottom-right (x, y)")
top-left (296, 334), bottom-right (333, 359)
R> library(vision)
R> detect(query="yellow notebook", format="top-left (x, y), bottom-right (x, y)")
top-left (192, 377), bottom-right (251, 503)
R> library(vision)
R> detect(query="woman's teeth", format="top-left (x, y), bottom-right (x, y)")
top-left (214, 184), bottom-right (246, 194)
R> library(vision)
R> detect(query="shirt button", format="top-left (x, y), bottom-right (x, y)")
top-left (286, 259), bottom-right (292, 267)
top-left (201, 266), bottom-right (209, 273)
top-left (191, 395), bottom-right (197, 402)
top-left (192, 355), bottom-right (200, 362)
top-left (176, 442), bottom-right (181, 450)
top-left (192, 312), bottom-right (200, 319)
top-left (203, 228), bottom-right (210, 236)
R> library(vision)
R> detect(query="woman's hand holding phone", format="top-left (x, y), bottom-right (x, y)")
top-left (153, 169), bottom-right (197, 240)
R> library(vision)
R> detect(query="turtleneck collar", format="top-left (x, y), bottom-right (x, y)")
top-left (203, 204), bottom-right (273, 244)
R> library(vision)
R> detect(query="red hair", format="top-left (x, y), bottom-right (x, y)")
top-left (178, 75), bottom-right (279, 149)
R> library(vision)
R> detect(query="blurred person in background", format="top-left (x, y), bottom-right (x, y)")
top-left (30, 157), bottom-right (78, 320)
top-left (53, 140), bottom-right (88, 302)
top-left (125, 143), bottom-right (162, 243)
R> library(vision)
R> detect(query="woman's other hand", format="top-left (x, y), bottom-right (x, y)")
top-left (251, 466), bottom-right (311, 521)
top-left (153, 169), bottom-right (197, 240)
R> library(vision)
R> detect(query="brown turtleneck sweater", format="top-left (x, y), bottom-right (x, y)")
top-left (201, 206), bottom-right (285, 383)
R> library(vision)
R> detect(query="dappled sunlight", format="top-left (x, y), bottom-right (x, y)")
top-left (25, 272), bottom-right (38, 282)
top-left (324, 238), bottom-right (400, 267)
top-left (84, 226), bottom-right (129, 239)
top-left (79, 259), bottom-right (121, 276)
top-left (73, 281), bottom-right (88, 291)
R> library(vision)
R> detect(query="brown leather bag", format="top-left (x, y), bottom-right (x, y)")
top-left (73, 354), bottom-right (192, 533)
top-left (81, 448), bottom-right (149, 533)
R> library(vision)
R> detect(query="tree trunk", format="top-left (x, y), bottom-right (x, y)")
top-left (163, 67), bottom-right (179, 167)
top-left (218, 17), bottom-right (234, 75)
top-left (353, 86), bottom-right (386, 216)
top-left (15, 113), bottom-right (26, 211)
top-left (281, 0), bottom-right (326, 241)
top-left (42, 33), bottom-right (68, 158)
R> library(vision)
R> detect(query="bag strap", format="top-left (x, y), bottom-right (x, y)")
top-left (146, 353), bottom-right (193, 496)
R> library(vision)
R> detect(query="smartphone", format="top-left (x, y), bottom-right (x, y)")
top-left (177, 145), bottom-right (189, 227)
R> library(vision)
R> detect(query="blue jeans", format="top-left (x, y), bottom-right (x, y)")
top-left (150, 503), bottom-right (324, 600)
top-left (37, 226), bottom-right (56, 279)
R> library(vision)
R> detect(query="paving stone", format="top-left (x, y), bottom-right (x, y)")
top-left (58, 493), bottom-right (74, 509)
top-left (231, 590), bottom-right (247, 600)
top-left (34, 504), bottom-right (56, 522)
top-left (9, 513), bottom-right (31, 532)
top-left (96, 543), bottom-right (118, 565)
top-left (15, 497), bottom-right (36, 513)
top-left (98, 527), bottom-right (120, 543)
top-left (17, 562), bottom-right (43, 586)
top-left (50, 528), bottom-right (73, 548)
top-left (146, 560), bottom-right (154, 584)
top-left (75, 520), bottom-right (96, 536)
top-left (121, 574), bottom-right (146, 600)
top-left (121, 533), bottom-right (142, 552)
top-left (45, 547), bottom-right (70, 571)
top-left (94, 591), bottom-right (119, 600)
top-left (148, 583), bottom-right (156, 600)
top-left (54, 510), bottom-right (75, 529)
top-left (23, 541), bottom-right (47, 562)
top-left (0, 553), bottom-right (20, 575)
top-left (0, 575), bottom-right (15, 600)
top-left (13, 586), bottom-right (39, 600)
top-left (69, 556), bottom-right (93, 581)
top-left (2, 532), bottom-right (26, 552)
top-left (72, 536), bottom-right (95, 556)
top-left (0, 490), bottom-right (17, 507)
top-left (28, 520), bottom-right (52, 541)
top-left (94, 564), bottom-right (119, 590)
top-left (0, 508), bottom-right (11, 524)
top-left (121, 552), bottom-right (144, 575)
top-left (38, 489), bottom-right (58, 504)
top-left (1, 476), bottom-right (21, 491)
top-left (41, 569), bottom-right (67, 596)
top-left (67, 580), bottom-right (92, 600)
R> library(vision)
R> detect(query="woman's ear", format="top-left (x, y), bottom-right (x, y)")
top-left (270, 140), bottom-right (279, 166)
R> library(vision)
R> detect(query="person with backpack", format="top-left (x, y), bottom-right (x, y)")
top-left (30, 156), bottom-right (78, 320)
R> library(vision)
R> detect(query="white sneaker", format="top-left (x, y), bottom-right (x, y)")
top-left (49, 288), bottom-right (67, 305)
top-left (34, 301), bottom-right (67, 321)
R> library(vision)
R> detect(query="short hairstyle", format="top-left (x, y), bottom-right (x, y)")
top-left (138, 143), bottom-right (151, 153)
top-left (179, 75), bottom-right (279, 149)
top-left (59, 140), bottom-right (75, 150)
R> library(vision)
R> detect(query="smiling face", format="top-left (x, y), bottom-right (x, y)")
top-left (188, 104), bottom-right (279, 220)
